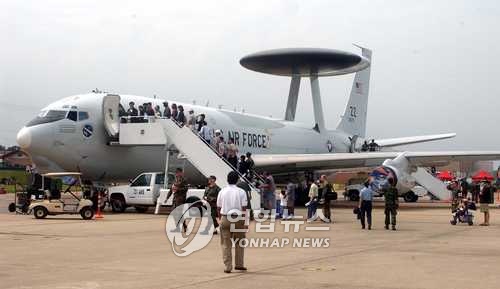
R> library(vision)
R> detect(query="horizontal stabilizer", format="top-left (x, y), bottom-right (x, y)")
top-left (375, 133), bottom-right (456, 147)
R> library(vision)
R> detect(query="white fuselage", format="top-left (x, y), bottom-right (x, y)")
top-left (17, 93), bottom-right (353, 181)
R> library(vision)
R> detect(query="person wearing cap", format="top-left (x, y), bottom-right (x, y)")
top-left (167, 168), bottom-right (188, 232)
top-left (202, 175), bottom-right (221, 234)
top-left (163, 101), bottom-right (171, 118)
top-left (383, 178), bottom-right (399, 230)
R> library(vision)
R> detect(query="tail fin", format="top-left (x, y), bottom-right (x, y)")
top-left (336, 45), bottom-right (372, 138)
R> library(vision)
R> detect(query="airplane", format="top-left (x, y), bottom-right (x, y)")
top-left (15, 46), bottom-right (500, 200)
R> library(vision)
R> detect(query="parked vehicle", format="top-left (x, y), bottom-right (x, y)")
top-left (108, 172), bottom-right (204, 213)
top-left (28, 172), bottom-right (94, 220)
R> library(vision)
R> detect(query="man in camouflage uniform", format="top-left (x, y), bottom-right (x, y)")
top-left (203, 175), bottom-right (221, 234)
top-left (384, 178), bottom-right (399, 230)
top-left (167, 168), bottom-right (189, 232)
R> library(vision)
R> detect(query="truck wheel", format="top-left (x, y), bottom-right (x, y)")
top-left (80, 206), bottom-right (94, 220)
top-left (134, 206), bottom-right (148, 213)
top-left (404, 191), bottom-right (418, 202)
top-left (34, 206), bottom-right (48, 219)
top-left (110, 196), bottom-right (126, 213)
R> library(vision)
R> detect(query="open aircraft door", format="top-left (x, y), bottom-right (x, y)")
top-left (102, 94), bottom-right (121, 138)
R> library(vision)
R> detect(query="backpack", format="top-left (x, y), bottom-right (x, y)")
top-left (324, 184), bottom-right (337, 201)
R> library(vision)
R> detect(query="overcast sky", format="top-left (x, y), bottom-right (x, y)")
top-left (1, 0), bottom-right (499, 150)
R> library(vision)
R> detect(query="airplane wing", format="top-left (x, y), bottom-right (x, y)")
top-left (253, 151), bottom-right (500, 171)
top-left (375, 133), bottom-right (456, 148)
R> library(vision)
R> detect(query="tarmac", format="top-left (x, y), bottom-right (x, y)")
top-left (1, 194), bottom-right (499, 289)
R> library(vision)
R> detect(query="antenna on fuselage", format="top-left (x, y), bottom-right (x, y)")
top-left (239, 47), bottom-right (371, 133)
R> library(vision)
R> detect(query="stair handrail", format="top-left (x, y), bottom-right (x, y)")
top-left (160, 116), bottom-right (262, 192)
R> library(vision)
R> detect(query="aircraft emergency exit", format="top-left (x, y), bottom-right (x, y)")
top-left (16, 46), bottom-right (500, 200)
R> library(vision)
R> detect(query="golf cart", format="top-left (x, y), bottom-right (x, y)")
top-left (28, 172), bottom-right (94, 220)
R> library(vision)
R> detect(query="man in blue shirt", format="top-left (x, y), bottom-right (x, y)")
top-left (358, 181), bottom-right (374, 230)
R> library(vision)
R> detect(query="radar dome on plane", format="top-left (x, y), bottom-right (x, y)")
top-left (239, 48), bottom-right (370, 77)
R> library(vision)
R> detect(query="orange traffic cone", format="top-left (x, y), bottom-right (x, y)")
top-left (95, 190), bottom-right (104, 219)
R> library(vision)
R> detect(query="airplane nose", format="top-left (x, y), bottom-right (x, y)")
top-left (16, 127), bottom-right (32, 149)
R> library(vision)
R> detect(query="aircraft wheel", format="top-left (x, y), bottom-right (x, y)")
top-left (80, 206), bottom-right (94, 220)
top-left (8, 202), bottom-right (16, 213)
top-left (348, 190), bottom-right (359, 202)
top-left (33, 206), bottom-right (48, 219)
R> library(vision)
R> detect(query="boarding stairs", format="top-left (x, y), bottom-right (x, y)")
top-left (156, 118), bottom-right (262, 211)
top-left (411, 167), bottom-right (452, 201)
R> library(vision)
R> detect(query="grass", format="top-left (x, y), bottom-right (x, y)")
top-left (0, 169), bottom-right (28, 193)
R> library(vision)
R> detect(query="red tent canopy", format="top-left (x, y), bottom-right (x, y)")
top-left (437, 171), bottom-right (454, 181)
top-left (472, 170), bottom-right (494, 182)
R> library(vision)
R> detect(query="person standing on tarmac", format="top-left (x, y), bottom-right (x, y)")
top-left (319, 175), bottom-right (332, 223)
top-left (286, 181), bottom-right (296, 219)
top-left (358, 181), bottom-right (374, 230)
top-left (384, 178), bottom-right (399, 230)
top-left (167, 168), bottom-right (188, 232)
top-left (307, 180), bottom-right (319, 221)
top-left (217, 171), bottom-right (248, 273)
top-left (203, 175), bottom-right (221, 234)
top-left (479, 179), bottom-right (494, 226)
top-left (237, 180), bottom-right (252, 216)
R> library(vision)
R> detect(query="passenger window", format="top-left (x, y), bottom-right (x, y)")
top-left (67, 111), bottom-right (77, 121)
top-left (131, 174), bottom-right (152, 187)
top-left (155, 173), bottom-right (165, 185)
top-left (78, 111), bottom-right (89, 121)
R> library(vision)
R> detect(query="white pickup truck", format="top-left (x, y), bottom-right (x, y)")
top-left (108, 172), bottom-right (204, 213)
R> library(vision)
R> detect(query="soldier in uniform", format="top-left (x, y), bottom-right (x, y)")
top-left (203, 175), bottom-right (221, 234)
top-left (384, 178), bottom-right (399, 230)
top-left (167, 168), bottom-right (188, 232)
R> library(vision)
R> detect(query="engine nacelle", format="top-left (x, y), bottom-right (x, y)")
top-left (369, 153), bottom-right (417, 194)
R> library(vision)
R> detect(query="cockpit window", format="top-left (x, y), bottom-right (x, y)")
top-left (78, 111), bottom-right (89, 121)
top-left (67, 111), bottom-right (77, 121)
top-left (26, 110), bottom-right (67, 127)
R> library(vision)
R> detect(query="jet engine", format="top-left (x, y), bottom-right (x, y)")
top-left (369, 153), bottom-right (417, 194)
